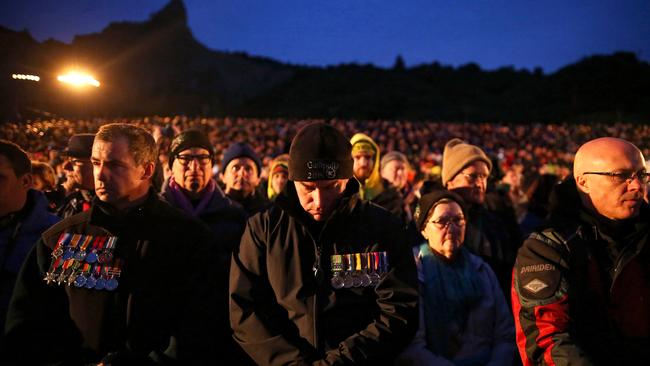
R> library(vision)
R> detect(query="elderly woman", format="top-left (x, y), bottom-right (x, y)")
top-left (398, 190), bottom-right (515, 366)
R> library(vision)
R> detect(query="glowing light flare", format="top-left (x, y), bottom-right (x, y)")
top-left (57, 71), bottom-right (100, 88)
top-left (12, 73), bottom-right (40, 81)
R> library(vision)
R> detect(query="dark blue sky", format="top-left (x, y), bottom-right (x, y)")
top-left (1, 0), bottom-right (649, 73)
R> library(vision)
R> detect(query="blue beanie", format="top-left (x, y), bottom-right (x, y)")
top-left (221, 142), bottom-right (262, 176)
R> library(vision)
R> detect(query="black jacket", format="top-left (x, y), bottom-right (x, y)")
top-left (512, 179), bottom-right (650, 365)
top-left (229, 180), bottom-right (419, 365)
top-left (4, 191), bottom-right (229, 365)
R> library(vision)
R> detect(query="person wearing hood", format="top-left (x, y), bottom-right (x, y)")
top-left (512, 137), bottom-right (650, 365)
top-left (398, 190), bottom-right (515, 366)
top-left (350, 133), bottom-right (406, 221)
top-left (265, 153), bottom-right (289, 201)
top-left (0, 140), bottom-right (60, 349)
top-left (230, 123), bottom-right (418, 365)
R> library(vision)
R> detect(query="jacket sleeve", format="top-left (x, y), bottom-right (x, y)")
top-left (321, 219), bottom-right (419, 365)
top-left (4, 239), bottom-right (90, 365)
top-left (511, 234), bottom-right (594, 366)
top-left (484, 263), bottom-right (516, 366)
top-left (229, 216), bottom-right (316, 366)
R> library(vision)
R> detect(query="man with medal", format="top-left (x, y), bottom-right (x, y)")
top-left (5, 124), bottom-right (227, 365)
top-left (230, 122), bottom-right (418, 365)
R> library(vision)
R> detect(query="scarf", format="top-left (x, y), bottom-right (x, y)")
top-left (167, 176), bottom-right (216, 217)
top-left (418, 243), bottom-right (482, 359)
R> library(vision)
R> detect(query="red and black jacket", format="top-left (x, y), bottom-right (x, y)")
top-left (512, 179), bottom-right (650, 366)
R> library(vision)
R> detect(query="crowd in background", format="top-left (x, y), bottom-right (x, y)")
top-left (4, 116), bottom-right (650, 189)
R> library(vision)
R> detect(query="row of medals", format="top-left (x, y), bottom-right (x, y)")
top-left (330, 251), bottom-right (389, 289)
top-left (43, 233), bottom-right (121, 291)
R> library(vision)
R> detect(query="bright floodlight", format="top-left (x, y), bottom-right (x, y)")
top-left (12, 73), bottom-right (40, 82)
top-left (57, 71), bottom-right (100, 87)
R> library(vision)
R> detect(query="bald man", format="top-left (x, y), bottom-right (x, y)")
top-left (512, 137), bottom-right (650, 365)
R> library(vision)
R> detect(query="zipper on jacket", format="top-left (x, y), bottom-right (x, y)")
top-left (609, 231), bottom-right (646, 293)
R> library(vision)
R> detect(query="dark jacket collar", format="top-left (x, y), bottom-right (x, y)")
top-left (89, 189), bottom-right (159, 233)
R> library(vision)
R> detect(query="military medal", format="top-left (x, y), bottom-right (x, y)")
top-left (352, 253), bottom-right (363, 287)
top-left (57, 259), bottom-right (74, 285)
top-left (74, 263), bottom-right (92, 287)
top-left (369, 252), bottom-right (381, 286)
top-left (330, 255), bottom-right (345, 289)
top-left (85, 236), bottom-right (106, 264)
top-left (98, 237), bottom-right (117, 264)
top-left (52, 233), bottom-right (71, 258)
top-left (85, 265), bottom-right (100, 289)
top-left (103, 259), bottom-right (123, 291)
top-left (62, 234), bottom-right (82, 260)
top-left (343, 254), bottom-right (355, 288)
top-left (360, 253), bottom-right (372, 287)
top-left (73, 236), bottom-right (93, 261)
top-left (43, 257), bottom-right (63, 284)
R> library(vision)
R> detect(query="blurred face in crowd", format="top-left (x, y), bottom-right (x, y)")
top-left (295, 179), bottom-right (348, 221)
top-left (381, 159), bottom-right (408, 190)
top-left (352, 151), bottom-right (375, 182)
top-left (421, 201), bottom-right (466, 260)
top-left (66, 156), bottom-right (95, 191)
top-left (172, 147), bottom-right (212, 198)
top-left (271, 171), bottom-right (288, 195)
top-left (92, 137), bottom-right (153, 211)
top-left (0, 155), bottom-right (31, 217)
top-left (575, 137), bottom-right (647, 220)
top-left (222, 157), bottom-right (260, 196)
top-left (446, 161), bottom-right (490, 206)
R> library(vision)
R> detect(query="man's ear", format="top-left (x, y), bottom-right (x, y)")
top-left (20, 173), bottom-right (33, 190)
top-left (141, 162), bottom-right (155, 180)
top-left (575, 174), bottom-right (590, 194)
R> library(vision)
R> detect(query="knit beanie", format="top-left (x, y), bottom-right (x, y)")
top-left (380, 151), bottom-right (408, 172)
top-left (414, 190), bottom-right (467, 232)
top-left (441, 138), bottom-right (492, 186)
top-left (221, 142), bottom-right (262, 176)
top-left (169, 130), bottom-right (214, 168)
top-left (289, 123), bottom-right (353, 181)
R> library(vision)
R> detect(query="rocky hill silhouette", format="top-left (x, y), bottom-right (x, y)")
top-left (2, 0), bottom-right (649, 122)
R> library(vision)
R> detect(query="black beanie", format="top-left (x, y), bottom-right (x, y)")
top-left (221, 142), bottom-right (262, 176)
top-left (169, 130), bottom-right (214, 168)
top-left (289, 123), bottom-right (353, 181)
top-left (414, 190), bottom-right (467, 232)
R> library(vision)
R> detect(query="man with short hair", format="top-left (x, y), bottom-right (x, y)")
top-left (350, 133), bottom-right (405, 220)
top-left (220, 142), bottom-right (269, 216)
top-left (56, 133), bottom-right (96, 218)
top-left (512, 137), bottom-right (650, 365)
top-left (442, 138), bottom-right (521, 297)
top-left (5, 124), bottom-right (227, 365)
top-left (230, 123), bottom-right (418, 365)
top-left (381, 151), bottom-right (409, 192)
top-left (0, 140), bottom-right (59, 347)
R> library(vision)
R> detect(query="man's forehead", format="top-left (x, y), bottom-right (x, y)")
top-left (461, 160), bottom-right (490, 173)
top-left (352, 151), bottom-right (374, 158)
top-left (298, 179), bottom-right (340, 188)
top-left (228, 157), bottom-right (256, 167)
top-left (178, 147), bottom-right (210, 155)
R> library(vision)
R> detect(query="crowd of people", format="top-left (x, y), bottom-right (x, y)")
top-left (0, 117), bottom-right (649, 365)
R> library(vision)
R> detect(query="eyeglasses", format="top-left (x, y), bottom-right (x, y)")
top-left (176, 154), bottom-right (212, 166)
top-left (460, 172), bottom-right (489, 183)
top-left (582, 170), bottom-right (650, 185)
top-left (429, 216), bottom-right (466, 229)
